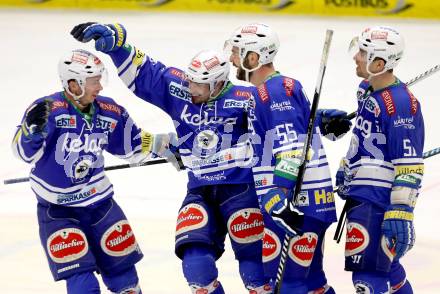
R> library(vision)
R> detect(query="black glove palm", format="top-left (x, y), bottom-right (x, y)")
top-left (23, 100), bottom-right (51, 141)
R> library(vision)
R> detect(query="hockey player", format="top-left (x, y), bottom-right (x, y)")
top-left (320, 26), bottom-right (424, 293)
top-left (225, 23), bottom-right (337, 293)
top-left (11, 49), bottom-right (175, 294)
top-left (70, 23), bottom-right (271, 294)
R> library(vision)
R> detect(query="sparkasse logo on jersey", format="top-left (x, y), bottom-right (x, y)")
top-left (55, 114), bottom-right (77, 129)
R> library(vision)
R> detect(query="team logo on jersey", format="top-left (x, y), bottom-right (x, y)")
top-left (169, 81), bottom-right (192, 102)
top-left (71, 156), bottom-right (93, 183)
top-left (345, 222), bottom-right (370, 256)
top-left (296, 191), bottom-right (310, 207)
top-left (101, 220), bottom-right (138, 257)
top-left (227, 208), bottom-right (264, 244)
top-left (288, 232), bottom-right (318, 267)
top-left (380, 90), bottom-right (396, 115)
top-left (55, 114), bottom-right (77, 129)
top-left (357, 87), bottom-right (368, 101)
top-left (194, 128), bottom-right (220, 154)
top-left (354, 281), bottom-right (374, 294)
top-left (176, 204), bottom-right (208, 235)
top-left (47, 228), bottom-right (88, 263)
top-left (223, 99), bottom-right (247, 109)
top-left (365, 97), bottom-right (381, 117)
top-left (262, 228), bottom-right (281, 262)
top-left (96, 115), bottom-right (117, 132)
top-left (381, 235), bottom-right (395, 261)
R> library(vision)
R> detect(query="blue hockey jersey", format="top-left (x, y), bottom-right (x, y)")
top-left (343, 79), bottom-right (425, 208)
top-left (12, 92), bottom-right (153, 207)
top-left (248, 73), bottom-right (337, 224)
top-left (107, 45), bottom-right (254, 189)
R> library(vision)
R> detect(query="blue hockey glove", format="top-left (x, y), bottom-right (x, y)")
top-left (316, 109), bottom-right (352, 141)
top-left (22, 99), bottom-right (51, 142)
top-left (71, 22), bottom-right (126, 53)
top-left (261, 188), bottom-right (304, 236)
top-left (335, 157), bottom-right (350, 200)
top-left (382, 204), bottom-right (415, 260)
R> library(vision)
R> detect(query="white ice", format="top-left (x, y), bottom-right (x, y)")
top-left (0, 9), bottom-right (439, 293)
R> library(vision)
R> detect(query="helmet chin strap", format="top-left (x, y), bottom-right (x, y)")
top-left (208, 80), bottom-right (227, 101)
top-left (366, 67), bottom-right (388, 80)
top-left (240, 59), bottom-right (262, 82)
top-left (66, 85), bottom-right (85, 103)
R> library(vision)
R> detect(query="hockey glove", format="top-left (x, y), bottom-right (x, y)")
top-left (71, 22), bottom-right (127, 53)
top-left (316, 109), bottom-right (352, 141)
top-left (335, 157), bottom-right (350, 200)
top-left (22, 99), bottom-right (51, 142)
top-left (261, 188), bottom-right (304, 236)
top-left (382, 204), bottom-right (415, 260)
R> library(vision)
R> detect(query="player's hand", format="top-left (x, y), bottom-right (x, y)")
top-left (153, 133), bottom-right (184, 171)
top-left (71, 22), bottom-right (126, 53)
top-left (382, 204), bottom-right (415, 259)
top-left (22, 99), bottom-right (51, 142)
top-left (316, 109), bottom-right (352, 141)
top-left (335, 157), bottom-right (350, 200)
top-left (261, 188), bottom-right (304, 236)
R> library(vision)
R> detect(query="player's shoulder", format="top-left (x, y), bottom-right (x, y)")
top-left (228, 84), bottom-right (254, 100)
top-left (376, 81), bottom-right (420, 117)
top-left (165, 67), bottom-right (186, 82)
top-left (30, 92), bottom-right (68, 115)
top-left (95, 95), bottom-right (125, 117)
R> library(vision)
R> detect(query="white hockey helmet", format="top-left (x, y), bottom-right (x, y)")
top-left (226, 23), bottom-right (280, 72)
top-left (185, 50), bottom-right (230, 96)
top-left (350, 26), bottom-right (405, 76)
top-left (58, 49), bottom-right (107, 100)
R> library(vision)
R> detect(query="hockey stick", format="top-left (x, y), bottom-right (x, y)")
top-left (345, 64), bottom-right (440, 120)
top-left (274, 29), bottom-right (333, 294)
top-left (3, 157), bottom-right (171, 185)
top-left (332, 145), bottom-right (440, 243)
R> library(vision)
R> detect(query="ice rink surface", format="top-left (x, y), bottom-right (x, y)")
top-left (1, 9), bottom-right (439, 293)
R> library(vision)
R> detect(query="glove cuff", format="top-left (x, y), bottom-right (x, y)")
top-left (384, 210), bottom-right (413, 221)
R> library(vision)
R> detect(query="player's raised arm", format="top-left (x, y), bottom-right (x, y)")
top-left (71, 22), bottom-right (181, 113)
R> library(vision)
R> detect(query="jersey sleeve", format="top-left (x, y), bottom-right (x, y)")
top-left (108, 44), bottom-right (189, 114)
top-left (105, 105), bottom-right (154, 164)
top-left (386, 90), bottom-right (424, 191)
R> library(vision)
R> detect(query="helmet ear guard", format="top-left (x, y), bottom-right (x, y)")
top-left (58, 49), bottom-right (107, 101)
